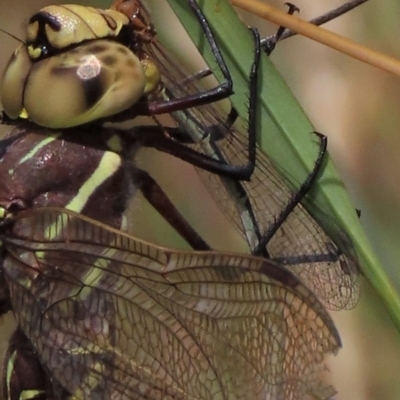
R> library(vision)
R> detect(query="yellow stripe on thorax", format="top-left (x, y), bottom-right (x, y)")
top-left (18, 134), bottom-right (61, 166)
top-left (43, 150), bottom-right (121, 241)
top-left (5, 350), bottom-right (45, 400)
top-left (19, 390), bottom-right (45, 400)
top-left (5, 350), bottom-right (17, 399)
top-left (66, 150), bottom-right (121, 212)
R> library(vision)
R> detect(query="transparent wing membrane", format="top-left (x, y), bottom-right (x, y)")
top-left (140, 37), bottom-right (359, 310)
top-left (3, 208), bottom-right (340, 400)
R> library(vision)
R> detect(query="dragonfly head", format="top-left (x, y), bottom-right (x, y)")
top-left (0, 3), bottom-right (161, 129)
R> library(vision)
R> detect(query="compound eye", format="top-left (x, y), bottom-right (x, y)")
top-left (22, 41), bottom-right (147, 128)
top-left (1, 45), bottom-right (33, 120)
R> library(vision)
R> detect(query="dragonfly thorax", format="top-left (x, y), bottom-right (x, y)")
top-left (0, 125), bottom-right (138, 229)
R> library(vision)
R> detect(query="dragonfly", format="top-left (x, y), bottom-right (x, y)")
top-left (3, 1), bottom-right (358, 399)
top-left (0, 0), bottom-right (359, 311)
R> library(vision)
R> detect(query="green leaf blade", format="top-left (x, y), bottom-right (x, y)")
top-left (166, 0), bottom-right (400, 332)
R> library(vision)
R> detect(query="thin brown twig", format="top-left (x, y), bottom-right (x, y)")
top-left (258, 0), bottom-right (370, 45)
top-left (232, 0), bottom-right (400, 76)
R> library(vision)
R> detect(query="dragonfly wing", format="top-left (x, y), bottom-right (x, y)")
top-left (144, 40), bottom-right (359, 311)
top-left (3, 208), bottom-right (339, 400)
top-left (196, 135), bottom-right (359, 311)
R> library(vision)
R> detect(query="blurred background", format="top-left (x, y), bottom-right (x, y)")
top-left (1, 0), bottom-right (400, 399)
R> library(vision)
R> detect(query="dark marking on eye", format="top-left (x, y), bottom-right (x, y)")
top-left (87, 43), bottom-right (108, 54)
top-left (102, 55), bottom-right (116, 66)
top-left (116, 46), bottom-right (130, 56)
top-left (82, 76), bottom-right (104, 109)
top-left (126, 59), bottom-right (138, 69)
top-left (50, 65), bottom-right (74, 76)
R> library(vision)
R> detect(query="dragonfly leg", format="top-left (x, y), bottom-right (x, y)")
top-left (136, 0), bottom-right (234, 116)
top-left (136, 28), bottom-right (261, 181)
top-left (260, 0), bottom-right (369, 53)
top-left (181, 68), bottom-right (213, 85)
top-left (134, 124), bottom-right (264, 252)
top-left (262, 3), bottom-right (300, 55)
top-left (135, 169), bottom-right (211, 250)
top-left (253, 132), bottom-right (328, 255)
top-left (179, 70), bottom-right (241, 130)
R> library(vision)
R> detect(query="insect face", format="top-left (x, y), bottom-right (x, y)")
top-left (1, 39), bottom-right (160, 128)
top-left (1, 3), bottom-right (161, 128)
